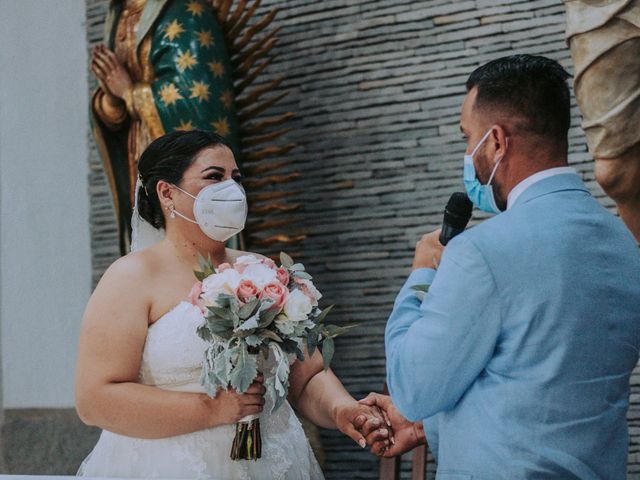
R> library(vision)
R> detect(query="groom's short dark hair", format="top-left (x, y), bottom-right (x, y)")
top-left (466, 55), bottom-right (571, 145)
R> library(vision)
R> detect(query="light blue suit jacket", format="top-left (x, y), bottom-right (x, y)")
top-left (386, 173), bottom-right (640, 479)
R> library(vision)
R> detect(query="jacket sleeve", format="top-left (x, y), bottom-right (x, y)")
top-left (385, 235), bottom-right (501, 421)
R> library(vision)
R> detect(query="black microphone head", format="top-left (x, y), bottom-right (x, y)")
top-left (439, 192), bottom-right (473, 245)
top-left (444, 192), bottom-right (472, 228)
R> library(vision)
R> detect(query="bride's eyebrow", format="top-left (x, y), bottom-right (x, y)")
top-left (201, 166), bottom-right (225, 174)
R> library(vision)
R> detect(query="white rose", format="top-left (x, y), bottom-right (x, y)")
top-left (201, 268), bottom-right (242, 305)
top-left (283, 289), bottom-right (313, 322)
top-left (242, 263), bottom-right (277, 288)
top-left (235, 255), bottom-right (262, 267)
top-left (296, 278), bottom-right (323, 306)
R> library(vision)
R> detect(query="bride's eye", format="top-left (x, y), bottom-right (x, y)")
top-left (205, 173), bottom-right (224, 182)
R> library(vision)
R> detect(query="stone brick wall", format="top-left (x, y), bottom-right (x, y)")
top-left (85, 1), bottom-right (640, 479)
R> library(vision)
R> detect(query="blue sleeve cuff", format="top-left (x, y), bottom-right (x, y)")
top-left (404, 268), bottom-right (436, 288)
top-left (423, 415), bottom-right (439, 461)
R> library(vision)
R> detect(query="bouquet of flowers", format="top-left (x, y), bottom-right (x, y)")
top-left (189, 252), bottom-right (355, 461)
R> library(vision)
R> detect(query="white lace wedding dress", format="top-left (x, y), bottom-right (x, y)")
top-left (77, 301), bottom-right (324, 479)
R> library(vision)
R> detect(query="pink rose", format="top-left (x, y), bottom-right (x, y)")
top-left (188, 281), bottom-right (205, 314)
top-left (216, 262), bottom-right (232, 273)
top-left (236, 279), bottom-right (260, 304)
top-left (262, 258), bottom-right (277, 270)
top-left (276, 267), bottom-right (290, 286)
top-left (260, 281), bottom-right (289, 310)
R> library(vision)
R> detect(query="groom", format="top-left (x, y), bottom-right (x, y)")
top-left (358, 55), bottom-right (640, 478)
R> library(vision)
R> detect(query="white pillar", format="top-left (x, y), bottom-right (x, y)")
top-left (0, 0), bottom-right (90, 409)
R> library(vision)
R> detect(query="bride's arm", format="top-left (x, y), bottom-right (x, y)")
top-left (75, 255), bottom-right (265, 439)
top-left (288, 348), bottom-right (390, 448)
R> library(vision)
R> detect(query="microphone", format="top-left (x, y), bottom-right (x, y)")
top-left (439, 192), bottom-right (473, 246)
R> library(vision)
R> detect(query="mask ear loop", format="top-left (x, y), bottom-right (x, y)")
top-left (171, 184), bottom-right (197, 200)
top-left (168, 184), bottom-right (199, 224)
top-left (487, 135), bottom-right (508, 185)
top-left (470, 128), bottom-right (494, 158)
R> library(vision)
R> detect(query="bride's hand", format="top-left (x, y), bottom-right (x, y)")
top-left (333, 400), bottom-right (391, 449)
top-left (204, 375), bottom-right (266, 426)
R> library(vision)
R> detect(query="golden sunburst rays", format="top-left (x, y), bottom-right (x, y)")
top-left (159, 82), bottom-right (183, 107)
top-left (197, 30), bottom-right (215, 48)
top-left (176, 120), bottom-right (195, 132)
top-left (163, 19), bottom-right (185, 41)
top-left (211, 117), bottom-right (230, 137)
top-left (176, 49), bottom-right (198, 71)
top-left (189, 80), bottom-right (211, 103)
top-left (210, 0), bottom-right (303, 249)
top-left (186, 0), bottom-right (205, 17)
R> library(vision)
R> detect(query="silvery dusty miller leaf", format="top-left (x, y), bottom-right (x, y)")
top-left (229, 344), bottom-right (258, 393)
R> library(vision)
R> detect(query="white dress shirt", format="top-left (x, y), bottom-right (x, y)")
top-left (507, 166), bottom-right (578, 210)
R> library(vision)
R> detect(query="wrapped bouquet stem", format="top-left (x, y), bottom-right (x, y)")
top-left (191, 252), bottom-right (356, 461)
top-left (231, 346), bottom-right (262, 460)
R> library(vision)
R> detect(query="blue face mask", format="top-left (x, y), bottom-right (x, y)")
top-left (463, 128), bottom-right (503, 214)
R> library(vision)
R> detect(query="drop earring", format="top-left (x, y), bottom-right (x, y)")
top-left (169, 204), bottom-right (176, 219)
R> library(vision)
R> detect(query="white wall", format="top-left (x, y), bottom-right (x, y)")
top-left (0, 0), bottom-right (90, 408)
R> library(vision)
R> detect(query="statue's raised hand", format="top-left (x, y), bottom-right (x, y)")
top-left (91, 45), bottom-right (133, 101)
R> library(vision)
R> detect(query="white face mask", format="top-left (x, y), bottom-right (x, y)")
top-left (171, 179), bottom-right (248, 242)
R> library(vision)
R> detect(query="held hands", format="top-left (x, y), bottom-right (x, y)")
top-left (413, 229), bottom-right (444, 271)
top-left (358, 393), bottom-right (426, 458)
top-left (333, 400), bottom-right (391, 450)
top-left (91, 45), bottom-right (133, 100)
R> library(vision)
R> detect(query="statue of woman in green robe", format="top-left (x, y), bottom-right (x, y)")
top-left (91, 0), bottom-right (240, 253)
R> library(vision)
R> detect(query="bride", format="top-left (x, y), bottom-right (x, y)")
top-left (75, 130), bottom-right (390, 479)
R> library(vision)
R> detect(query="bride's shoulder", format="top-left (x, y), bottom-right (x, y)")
top-left (98, 248), bottom-right (160, 289)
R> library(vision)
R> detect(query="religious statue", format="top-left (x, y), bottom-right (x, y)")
top-left (564, 0), bottom-right (640, 241)
top-left (91, 0), bottom-right (303, 254)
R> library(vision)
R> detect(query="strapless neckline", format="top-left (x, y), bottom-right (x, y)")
top-left (149, 300), bottom-right (196, 329)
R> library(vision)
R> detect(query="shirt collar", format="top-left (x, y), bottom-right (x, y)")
top-left (507, 167), bottom-right (578, 210)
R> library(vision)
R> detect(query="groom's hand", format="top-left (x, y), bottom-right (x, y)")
top-left (413, 229), bottom-right (444, 270)
top-left (358, 393), bottom-right (426, 457)
top-left (333, 401), bottom-right (390, 449)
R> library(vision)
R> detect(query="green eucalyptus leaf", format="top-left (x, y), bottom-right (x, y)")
top-left (280, 252), bottom-right (294, 269)
top-left (239, 298), bottom-right (261, 320)
top-left (258, 307), bottom-right (279, 328)
top-left (306, 328), bottom-right (319, 356)
top-left (411, 284), bottom-right (430, 293)
top-left (207, 305), bottom-right (233, 320)
top-left (261, 329), bottom-right (284, 343)
top-left (293, 271), bottom-right (312, 280)
top-left (290, 263), bottom-right (305, 272)
top-left (324, 323), bottom-right (359, 338)
top-left (321, 336), bottom-right (335, 371)
top-left (314, 304), bottom-right (334, 324)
